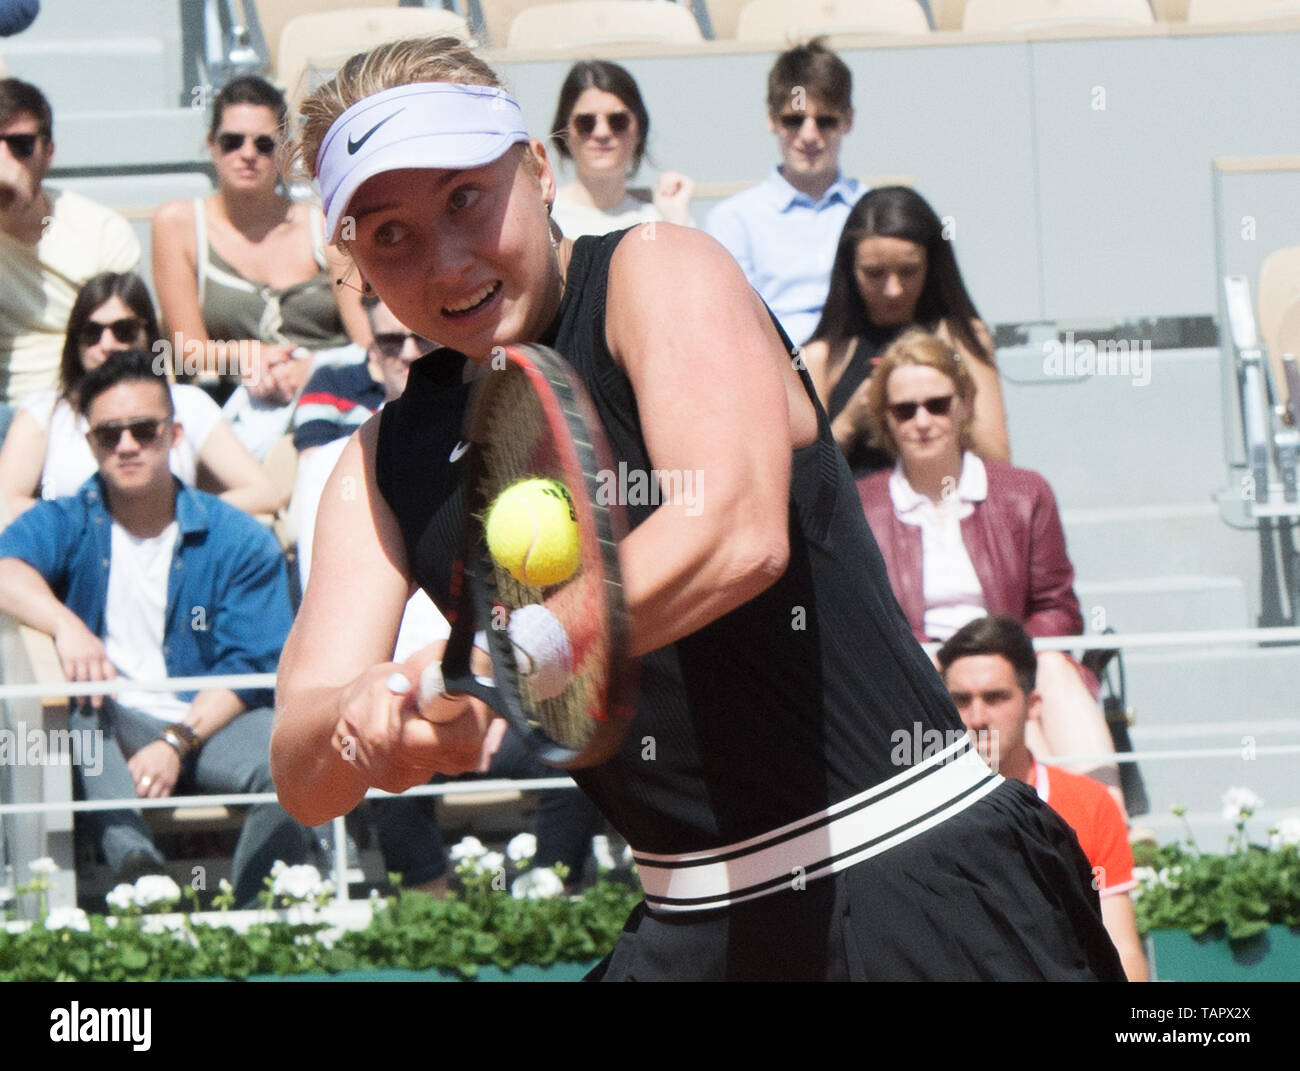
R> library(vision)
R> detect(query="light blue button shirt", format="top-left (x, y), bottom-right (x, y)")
top-left (706, 168), bottom-right (865, 347)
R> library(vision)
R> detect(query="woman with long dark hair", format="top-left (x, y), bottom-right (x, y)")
top-left (548, 60), bottom-right (692, 238)
top-left (0, 271), bottom-right (276, 518)
top-left (803, 185), bottom-right (1009, 474)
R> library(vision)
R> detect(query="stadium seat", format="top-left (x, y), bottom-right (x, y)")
top-left (962, 0), bottom-right (1155, 31)
top-left (735, 0), bottom-right (931, 40)
top-left (1273, 301), bottom-right (1300, 423)
top-left (931, 0), bottom-right (968, 29)
top-left (1187, 0), bottom-right (1300, 22)
top-left (253, 0), bottom-right (384, 73)
top-left (277, 7), bottom-right (471, 108)
top-left (504, 1), bottom-right (704, 50)
top-left (1259, 246), bottom-right (1300, 410)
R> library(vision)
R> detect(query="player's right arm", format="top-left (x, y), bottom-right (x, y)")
top-left (271, 418), bottom-right (492, 826)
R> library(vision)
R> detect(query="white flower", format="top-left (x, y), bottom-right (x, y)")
top-left (133, 874), bottom-right (182, 908)
top-left (449, 836), bottom-right (487, 863)
top-left (511, 867), bottom-right (565, 900)
top-left (506, 833), bottom-right (537, 864)
top-left (1157, 866), bottom-right (1181, 890)
top-left (28, 857), bottom-right (58, 877)
top-left (480, 851), bottom-right (506, 873)
top-left (44, 907), bottom-right (90, 932)
top-left (1132, 866), bottom-right (1158, 889)
top-left (1221, 786), bottom-right (1263, 822)
top-left (1278, 816), bottom-right (1300, 847)
top-left (271, 864), bottom-right (325, 902)
top-left (0, 886), bottom-right (14, 904)
top-left (105, 884), bottom-right (137, 912)
top-left (270, 860), bottom-right (288, 878)
top-left (591, 835), bottom-right (617, 872)
top-left (218, 878), bottom-right (233, 894)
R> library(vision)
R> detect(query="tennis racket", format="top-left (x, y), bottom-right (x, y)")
top-left (420, 343), bottom-right (636, 769)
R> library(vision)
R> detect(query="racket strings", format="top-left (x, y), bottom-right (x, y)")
top-left (475, 366), bottom-right (607, 750)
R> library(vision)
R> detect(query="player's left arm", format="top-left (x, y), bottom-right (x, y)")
top-left (605, 225), bottom-right (809, 655)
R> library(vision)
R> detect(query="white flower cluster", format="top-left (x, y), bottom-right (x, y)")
top-left (450, 837), bottom-right (506, 876)
top-left (1270, 816), bottom-right (1300, 851)
top-left (270, 862), bottom-right (333, 903)
top-left (510, 868), bottom-right (564, 900)
top-left (28, 857), bottom-right (58, 878)
top-left (44, 907), bottom-right (90, 932)
top-left (104, 874), bottom-right (183, 913)
top-left (1221, 786), bottom-right (1262, 822)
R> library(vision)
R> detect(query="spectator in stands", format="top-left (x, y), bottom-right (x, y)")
top-left (151, 76), bottom-right (369, 460)
top-left (937, 615), bottom-right (1148, 981)
top-left (705, 38), bottom-right (862, 347)
top-left (803, 186), bottom-right (1009, 474)
top-left (0, 350), bottom-right (312, 903)
top-left (291, 296), bottom-right (602, 891)
top-left (0, 272), bottom-right (279, 520)
top-left (290, 293), bottom-right (434, 586)
top-left (857, 329), bottom-right (1126, 813)
top-left (548, 60), bottom-right (693, 239)
top-left (0, 77), bottom-right (140, 437)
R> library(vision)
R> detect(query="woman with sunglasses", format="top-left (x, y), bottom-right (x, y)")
top-left (856, 329), bottom-right (1126, 816)
top-left (269, 37), bottom-right (1124, 982)
top-left (548, 61), bottom-right (692, 239)
top-left (802, 186), bottom-right (1010, 477)
top-left (0, 272), bottom-right (278, 519)
top-left (151, 76), bottom-right (369, 435)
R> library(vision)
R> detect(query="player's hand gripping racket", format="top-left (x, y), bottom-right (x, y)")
top-left (419, 343), bottom-right (635, 769)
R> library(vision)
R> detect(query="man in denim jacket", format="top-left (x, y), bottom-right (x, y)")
top-left (0, 350), bottom-right (310, 904)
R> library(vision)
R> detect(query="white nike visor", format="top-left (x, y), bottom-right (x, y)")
top-left (317, 82), bottom-right (531, 243)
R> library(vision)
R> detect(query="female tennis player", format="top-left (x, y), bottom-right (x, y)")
top-left (271, 37), bottom-right (1124, 981)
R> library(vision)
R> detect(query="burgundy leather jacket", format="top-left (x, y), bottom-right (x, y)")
top-left (856, 459), bottom-right (1084, 643)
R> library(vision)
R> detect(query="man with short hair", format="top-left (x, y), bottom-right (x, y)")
top-left (0, 78), bottom-right (140, 411)
top-left (0, 351), bottom-right (310, 903)
top-left (705, 38), bottom-right (863, 347)
top-left (938, 615), bottom-right (1149, 981)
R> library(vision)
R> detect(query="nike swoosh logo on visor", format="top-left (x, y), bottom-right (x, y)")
top-left (449, 441), bottom-right (470, 462)
top-left (347, 110), bottom-right (403, 155)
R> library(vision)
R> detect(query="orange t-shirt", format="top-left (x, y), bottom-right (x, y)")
top-left (1030, 760), bottom-right (1136, 898)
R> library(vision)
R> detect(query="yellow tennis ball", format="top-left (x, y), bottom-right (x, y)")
top-left (485, 478), bottom-right (580, 586)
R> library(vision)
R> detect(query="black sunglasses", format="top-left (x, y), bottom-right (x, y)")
top-left (78, 317), bottom-right (143, 348)
top-left (216, 131), bottom-right (277, 156)
top-left (0, 133), bottom-right (40, 159)
top-left (372, 331), bottom-right (437, 359)
top-left (778, 113), bottom-right (841, 133)
top-left (571, 111), bottom-right (632, 138)
top-left (887, 395), bottom-right (955, 422)
top-left (87, 417), bottom-right (171, 451)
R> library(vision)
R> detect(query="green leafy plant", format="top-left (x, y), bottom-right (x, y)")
top-left (0, 876), bottom-right (640, 982)
top-left (1133, 791), bottom-right (1300, 941)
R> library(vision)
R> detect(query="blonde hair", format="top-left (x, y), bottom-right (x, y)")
top-left (865, 328), bottom-right (976, 458)
top-left (297, 36), bottom-right (506, 179)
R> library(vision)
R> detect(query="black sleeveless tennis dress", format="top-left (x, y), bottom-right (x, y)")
top-left (376, 230), bottom-right (1124, 981)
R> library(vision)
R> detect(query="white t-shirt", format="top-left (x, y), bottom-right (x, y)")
top-left (552, 185), bottom-right (684, 240)
top-left (0, 187), bottom-right (141, 404)
top-left (20, 383), bottom-right (222, 500)
top-left (105, 519), bottom-right (189, 723)
top-left (889, 452), bottom-right (989, 642)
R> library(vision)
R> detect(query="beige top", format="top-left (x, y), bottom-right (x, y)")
top-left (0, 187), bottom-right (140, 404)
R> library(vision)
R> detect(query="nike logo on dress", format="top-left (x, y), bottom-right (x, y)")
top-left (449, 440), bottom-right (470, 462)
top-left (347, 110), bottom-right (403, 155)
